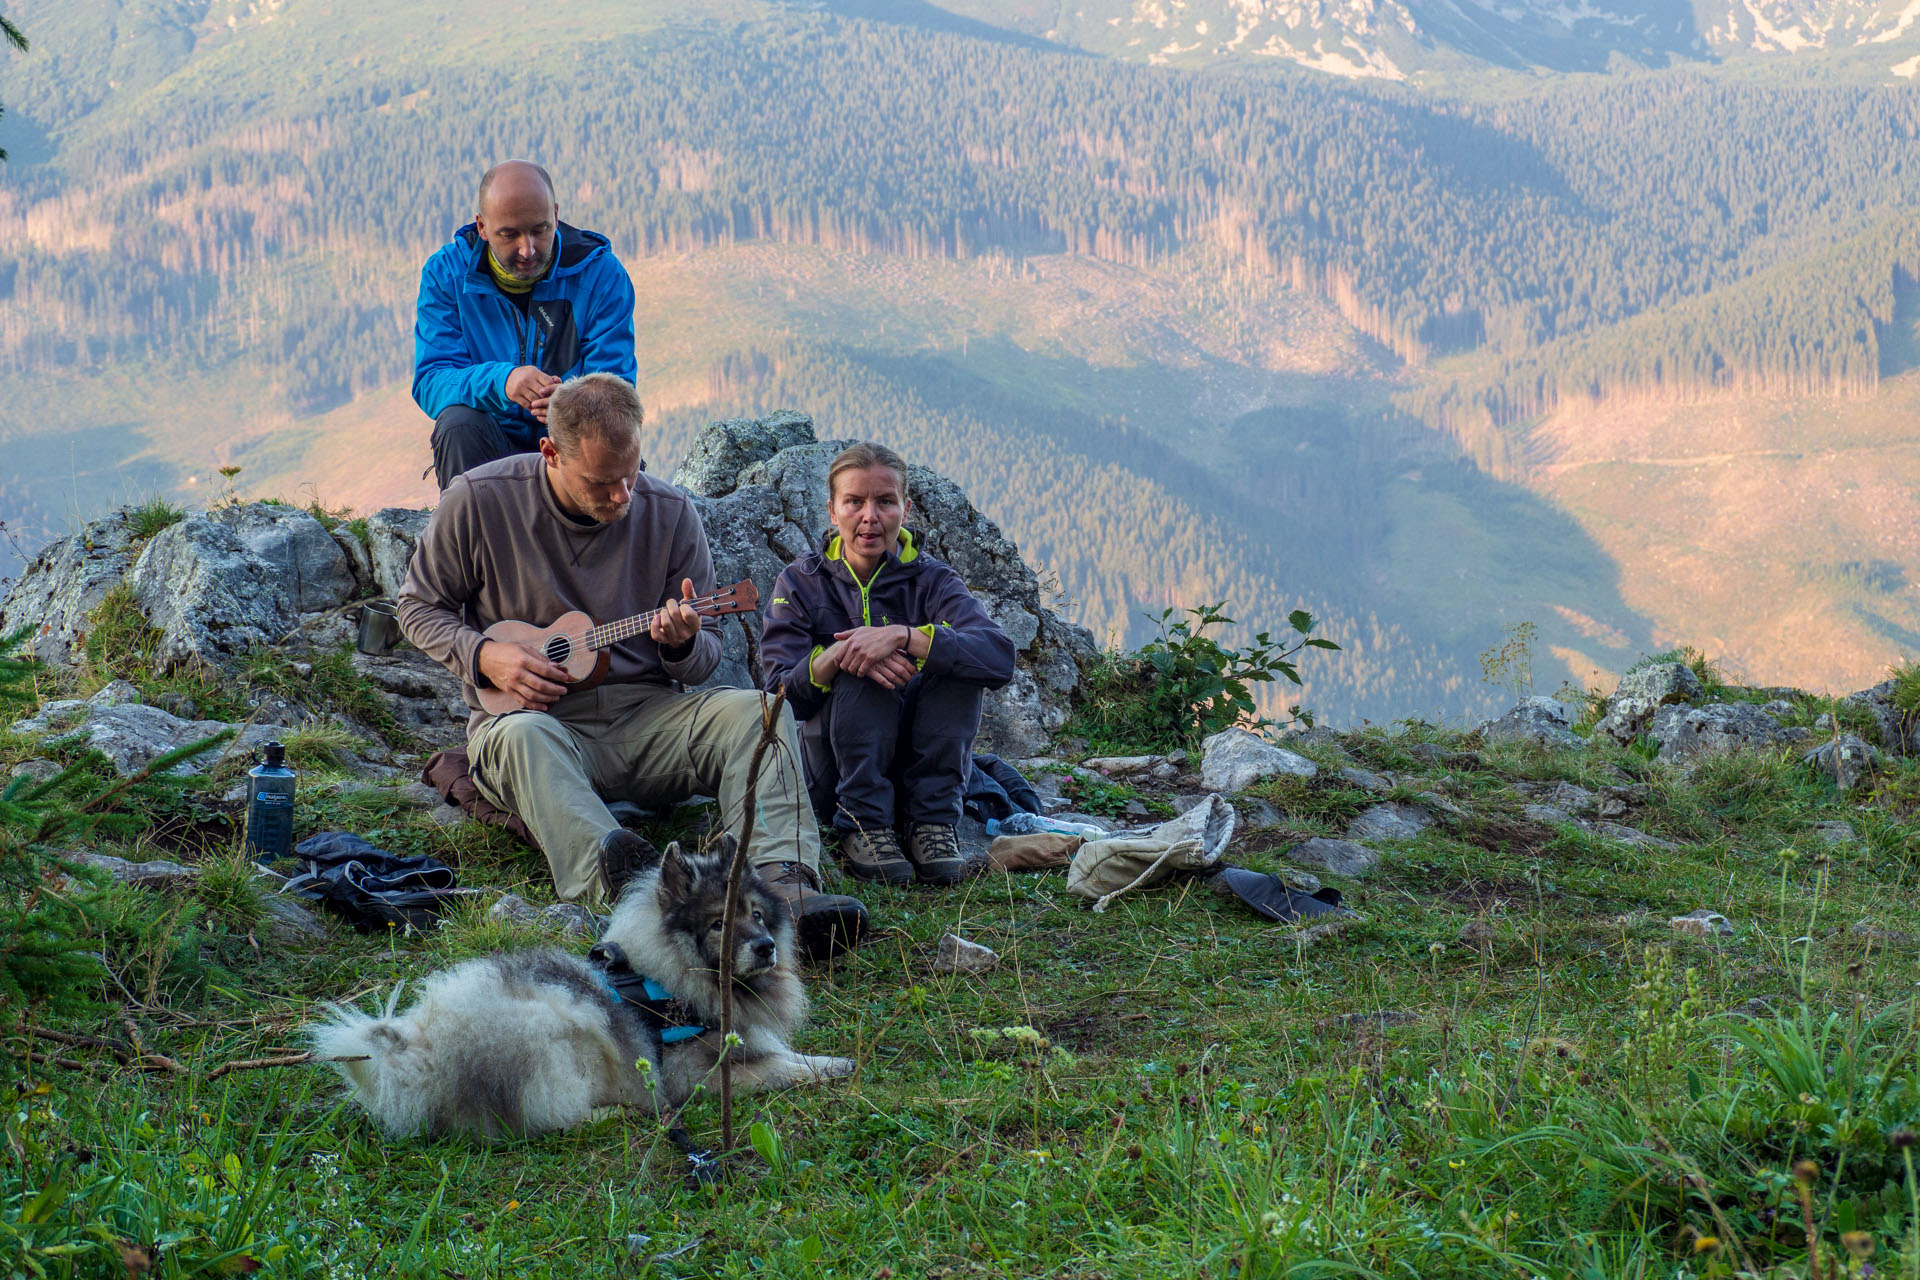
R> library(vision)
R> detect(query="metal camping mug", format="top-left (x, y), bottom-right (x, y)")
top-left (357, 600), bottom-right (401, 656)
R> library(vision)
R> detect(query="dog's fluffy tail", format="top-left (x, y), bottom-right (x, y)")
top-left (311, 984), bottom-right (441, 1138)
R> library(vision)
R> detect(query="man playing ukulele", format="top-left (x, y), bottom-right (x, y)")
top-left (397, 373), bottom-right (868, 958)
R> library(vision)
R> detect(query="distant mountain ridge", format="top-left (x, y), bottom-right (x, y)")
top-left (940, 0), bottom-right (1920, 77)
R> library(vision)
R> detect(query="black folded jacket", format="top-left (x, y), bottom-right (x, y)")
top-left (282, 831), bottom-right (462, 932)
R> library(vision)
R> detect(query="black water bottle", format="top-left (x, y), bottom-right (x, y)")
top-left (245, 741), bottom-right (297, 862)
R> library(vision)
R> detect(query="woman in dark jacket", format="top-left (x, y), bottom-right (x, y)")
top-left (759, 442), bottom-right (1015, 886)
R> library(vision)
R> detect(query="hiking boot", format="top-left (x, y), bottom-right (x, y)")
top-left (598, 828), bottom-right (658, 899)
top-left (836, 827), bottom-right (915, 885)
top-left (905, 822), bottom-right (971, 887)
top-left (760, 861), bottom-right (870, 963)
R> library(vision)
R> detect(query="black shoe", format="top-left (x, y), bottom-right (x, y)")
top-left (761, 861), bottom-right (870, 962)
top-left (598, 828), bottom-right (658, 899)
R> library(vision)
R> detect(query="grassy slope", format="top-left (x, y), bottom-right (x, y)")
top-left (7, 634), bottom-right (1920, 1275)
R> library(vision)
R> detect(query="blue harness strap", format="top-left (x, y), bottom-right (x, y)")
top-left (588, 951), bottom-right (707, 1045)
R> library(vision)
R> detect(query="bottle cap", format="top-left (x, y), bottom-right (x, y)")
top-left (263, 741), bottom-right (286, 768)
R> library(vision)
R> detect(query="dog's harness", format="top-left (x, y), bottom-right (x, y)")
top-left (586, 942), bottom-right (706, 1045)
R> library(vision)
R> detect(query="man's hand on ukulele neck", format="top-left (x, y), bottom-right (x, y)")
top-left (649, 578), bottom-right (703, 651)
top-left (477, 639), bottom-right (571, 712)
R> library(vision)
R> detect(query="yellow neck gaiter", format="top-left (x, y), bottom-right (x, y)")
top-left (485, 249), bottom-right (545, 294)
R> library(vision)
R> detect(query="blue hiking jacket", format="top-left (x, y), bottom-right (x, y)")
top-left (760, 529), bottom-right (1017, 721)
top-left (412, 221), bottom-right (637, 428)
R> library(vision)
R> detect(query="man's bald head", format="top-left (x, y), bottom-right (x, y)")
top-left (475, 161), bottom-right (560, 281)
top-left (477, 160), bottom-right (555, 216)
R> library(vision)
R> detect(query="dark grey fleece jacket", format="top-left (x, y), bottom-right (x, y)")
top-left (397, 451), bottom-right (721, 737)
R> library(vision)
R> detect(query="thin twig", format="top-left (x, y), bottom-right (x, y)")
top-left (22, 1026), bottom-right (128, 1059)
top-left (15, 1049), bottom-right (86, 1070)
top-left (207, 1051), bottom-right (350, 1079)
top-left (717, 683), bottom-right (788, 1157)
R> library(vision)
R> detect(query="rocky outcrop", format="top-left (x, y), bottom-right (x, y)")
top-left (674, 414), bottom-right (1097, 756)
top-left (1843, 679), bottom-right (1920, 757)
top-left (1646, 701), bottom-right (1791, 763)
top-left (10, 680), bottom-right (280, 776)
top-left (1594, 662), bottom-right (1703, 744)
top-left (1478, 696), bottom-right (1584, 749)
top-left (2, 413), bottom-right (1095, 758)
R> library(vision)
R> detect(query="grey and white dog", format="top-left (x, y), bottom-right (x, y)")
top-left (312, 841), bottom-right (854, 1139)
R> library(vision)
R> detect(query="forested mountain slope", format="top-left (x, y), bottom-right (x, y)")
top-left (1, 0), bottom-right (1916, 719)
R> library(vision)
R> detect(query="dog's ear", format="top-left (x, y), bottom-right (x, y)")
top-left (716, 831), bottom-right (738, 862)
top-left (659, 842), bottom-right (691, 900)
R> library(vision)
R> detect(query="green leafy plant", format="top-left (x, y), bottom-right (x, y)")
top-left (1478, 621), bottom-right (1537, 701)
top-left (1070, 604), bottom-right (1338, 753)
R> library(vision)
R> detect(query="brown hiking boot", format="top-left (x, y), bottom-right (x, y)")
top-left (837, 827), bottom-right (915, 885)
top-left (760, 861), bottom-right (870, 963)
top-left (905, 822), bottom-right (971, 887)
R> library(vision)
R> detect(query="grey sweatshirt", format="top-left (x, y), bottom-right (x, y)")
top-left (397, 452), bottom-right (722, 737)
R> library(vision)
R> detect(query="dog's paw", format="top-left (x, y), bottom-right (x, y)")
top-left (793, 1053), bottom-right (856, 1082)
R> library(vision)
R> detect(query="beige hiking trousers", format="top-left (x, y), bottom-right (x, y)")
top-left (468, 682), bottom-right (822, 903)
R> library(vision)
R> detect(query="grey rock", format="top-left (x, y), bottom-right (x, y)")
top-left (1346, 803), bottom-right (1433, 843)
top-left (1235, 797), bottom-right (1284, 830)
top-left (489, 893), bottom-right (542, 926)
top-left (1413, 791), bottom-right (1467, 820)
top-left (1121, 798), bottom-right (1151, 818)
top-left (330, 524), bottom-right (375, 596)
top-left (1814, 712), bottom-right (1835, 732)
top-left (366, 508), bottom-right (431, 601)
top-left (1811, 820), bottom-right (1857, 846)
top-left (1850, 921), bottom-right (1914, 945)
top-left (1083, 755), bottom-right (1160, 774)
top-left (1149, 761), bottom-right (1178, 781)
top-left (1843, 678), bottom-right (1920, 757)
top-left (933, 933), bottom-right (1000, 974)
top-left (89, 679), bottom-right (143, 707)
top-left (1524, 803), bottom-right (1578, 826)
top-left (1283, 870), bottom-right (1323, 893)
top-left (127, 505), bottom-right (351, 669)
top-left (74, 852), bottom-right (199, 890)
top-left (1761, 699), bottom-right (1797, 719)
top-left (1596, 663), bottom-right (1704, 743)
top-left (1803, 733), bottom-right (1881, 794)
top-left (394, 782), bottom-right (443, 810)
top-left (543, 903), bottom-right (601, 939)
top-left (259, 895), bottom-right (330, 943)
top-left (671, 411), bottom-right (815, 499)
top-left (1478, 696), bottom-right (1585, 749)
top-left (1287, 837), bottom-right (1379, 877)
top-left (10, 700), bottom-right (277, 776)
top-left (1546, 781), bottom-right (1599, 815)
top-left (1292, 916), bottom-right (1356, 945)
top-left (1200, 728), bottom-right (1319, 792)
top-left (0, 509), bottom-right (144, 666)
top-left (1339, 1010), bottom-right (1418, 1029)
top-left (1670, 908), bottom-right (1733, 938)
top-left (1338, 766), bottom-right (1393, 794)
top-left (9, 758), bottom-right (60, 782)
top-left (428, 803), bottom-right (469, 828)
top-left (1596, 795), bottom-right (1630, 820)
top-left (151, 690), bottom-right (200, 720)
top-left (1649, 702), bottom-right (1787, 763)
top-left (1592, 822), bottom-right (1676, 851)
top-left (1406, 742), bottom-right (1450, 765)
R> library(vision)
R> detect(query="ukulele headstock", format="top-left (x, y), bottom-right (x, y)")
top-left (696, 578), bottom-right (760, 618)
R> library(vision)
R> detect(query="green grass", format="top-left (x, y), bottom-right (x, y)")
top-left (123, 497), bottom-right (187, 541)
top-left (6, 703), bottom-right (1920, 1276)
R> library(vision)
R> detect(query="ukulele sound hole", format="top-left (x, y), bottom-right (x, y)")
top-left (544, 635), bottom-right (575, 666)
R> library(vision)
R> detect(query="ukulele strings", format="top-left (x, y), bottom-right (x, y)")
top-left (579, 588), bottom-right (741, 651)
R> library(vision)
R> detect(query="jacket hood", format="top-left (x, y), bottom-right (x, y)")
top-left (454, 220), bottom-right (611, 281)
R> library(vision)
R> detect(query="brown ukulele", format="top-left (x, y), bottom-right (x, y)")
top-left (476, 579), bottom-right (760, 715)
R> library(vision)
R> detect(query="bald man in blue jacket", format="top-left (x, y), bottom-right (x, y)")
top-left (413, 160), bottom-right (637, 489)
